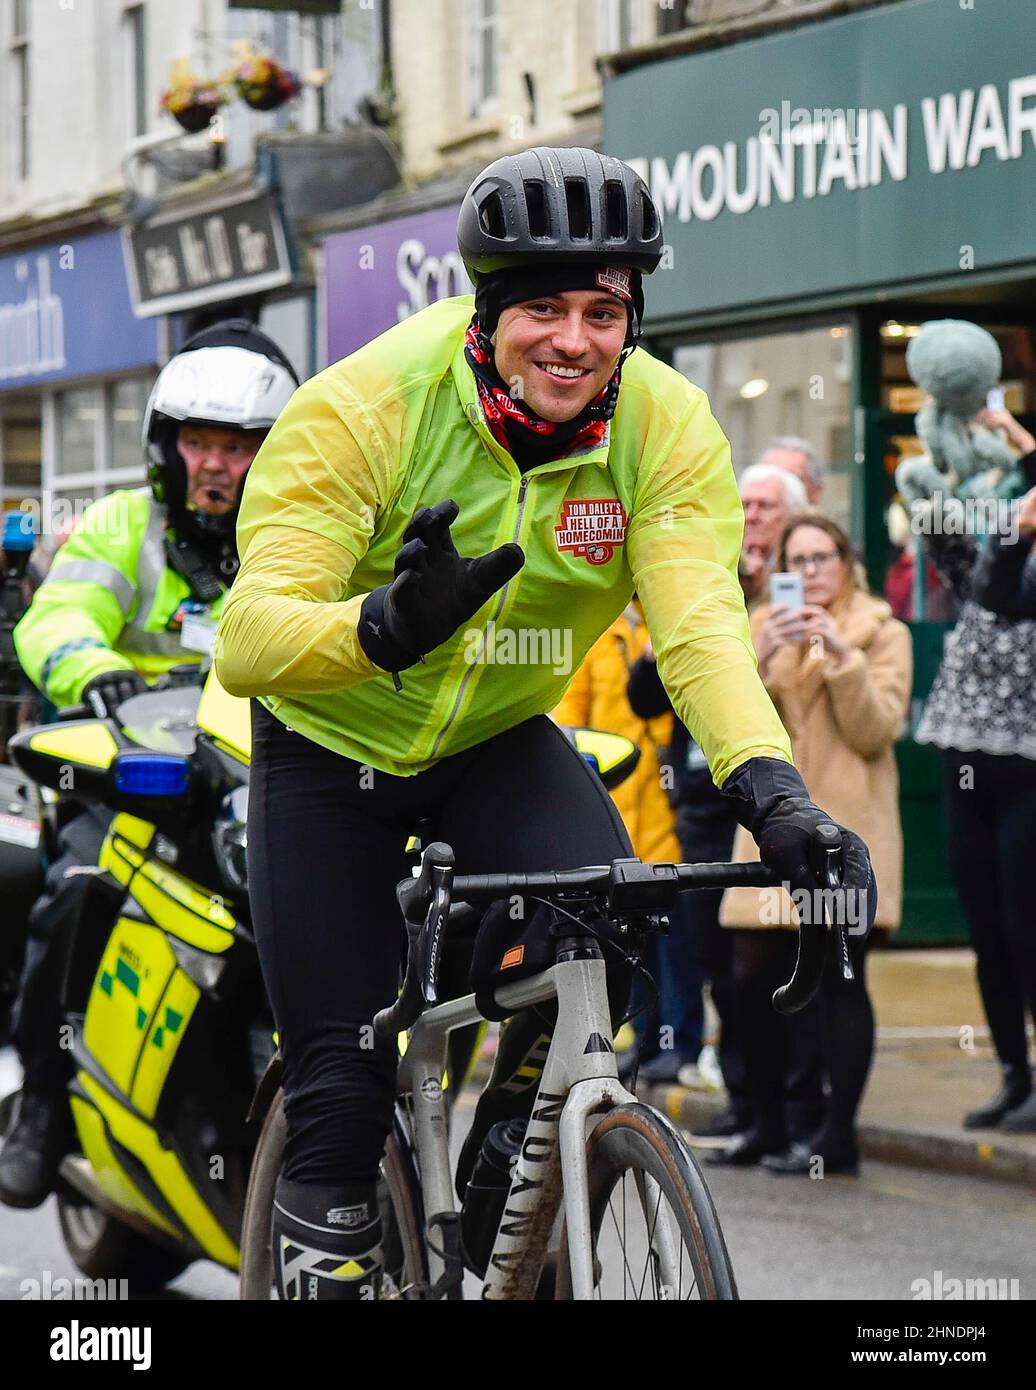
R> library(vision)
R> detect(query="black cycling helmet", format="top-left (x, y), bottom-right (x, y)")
top-left (457, 147), bottom-right (664, 278)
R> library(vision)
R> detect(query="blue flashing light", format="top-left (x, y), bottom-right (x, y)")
top-left (113, 754), bottom-right (190, 797)
top-left (3, 511), bottom-right (36, 552)
top-left (582, 752), bottom-right (601, 773)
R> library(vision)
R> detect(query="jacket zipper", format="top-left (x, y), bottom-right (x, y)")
top-left (429, 474), bottom-right (531, 760)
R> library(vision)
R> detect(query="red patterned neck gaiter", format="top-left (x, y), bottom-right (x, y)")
top-left (463, 320), bottom-right (618, 470)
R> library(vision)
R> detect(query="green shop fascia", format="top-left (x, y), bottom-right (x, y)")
top-left (604, 0), bottom-right (1036, 942)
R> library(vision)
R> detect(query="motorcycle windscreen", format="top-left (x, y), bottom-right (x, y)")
top-left (8, 719), bottom-right (121, 800)
top-left (570, 727), bottom-right (640, 791)
top-left (196, 667), bottom-right (251, 764)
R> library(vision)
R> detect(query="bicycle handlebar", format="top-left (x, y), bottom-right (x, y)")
top-left (373, 826), bottom-right (849, 1037)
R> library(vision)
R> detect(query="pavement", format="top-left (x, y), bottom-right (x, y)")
top-left (2, 948), bottom-right (1033, 1195)
top-left (642, 947), bottom-right (1036, 1189)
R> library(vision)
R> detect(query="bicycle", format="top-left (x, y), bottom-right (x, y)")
top-left (240, 824), bottom-right (847, 1300)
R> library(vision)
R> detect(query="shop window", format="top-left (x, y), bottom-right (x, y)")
top-left (0, 391), bottom-right (41, 504)
top-left (56, 387), bottom-right (102, 478)
top-left (111, 377), bottom-right (150, 473)
top-left (673, 323), bottom-right (855, 534)
top-left (53, 378), bottom-right (151, 493)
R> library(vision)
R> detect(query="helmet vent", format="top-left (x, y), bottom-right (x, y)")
top-left (640, 188), bottom-right (660, 242)
top-left (523, 180), bottom-right (550, 238)
top-left (604, 180), bottom-right (628, 240)
top-left (565, 178), bottom-right (592, 240)
top-left (479, 190), bottom-right (507, 239)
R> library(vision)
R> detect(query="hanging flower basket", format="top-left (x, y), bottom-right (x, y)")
top-left (165, 96), bottom-right (222, 132)
top-left (234, 55), bottom-right (301, 112)
top-left (161, 62), bottom-right (229, 132)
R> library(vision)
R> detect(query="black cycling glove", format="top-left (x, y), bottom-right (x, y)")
top-left (358, 500), bottom-right (525, 674)
top-left (82, 669), bottom-right (149, 720)
top-left (721, 757), bottom-right (876, 934)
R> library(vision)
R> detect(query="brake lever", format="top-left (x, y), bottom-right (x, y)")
top-left (374, 842), bottom-right (455, 1037)
top-left (811, 822), bottom-right (853, 985)
top-left (419, 861), bottom-right (454, 1007)
top-left (772, 821), bottom-right (846, 1016)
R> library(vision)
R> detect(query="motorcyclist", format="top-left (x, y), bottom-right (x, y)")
top-left (214, 147), bottom-right (876, 1300)
top-left (0, 319), bottom-right (298, 1208)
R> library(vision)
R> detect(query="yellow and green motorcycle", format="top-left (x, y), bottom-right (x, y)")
top-left (7, 671), bottom-right (263, 1288)
top-left (6, 665), bottom-right (639, 1291)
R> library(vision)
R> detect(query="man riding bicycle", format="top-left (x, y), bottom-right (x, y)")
top-left (214, 147), bottom-right (874, 1301)
top-left (0, 320), bottom-right (298, 1209)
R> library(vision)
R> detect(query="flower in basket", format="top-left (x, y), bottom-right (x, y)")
top-left (160, 59), bottom-right (229, 133)
top-left (232, 50), bottom-right (302, 112)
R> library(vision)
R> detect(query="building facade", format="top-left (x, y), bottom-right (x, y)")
top-left (600, 0), bottom-right (1035, 938)
top-left (0, 0), bottom-right (386, 525)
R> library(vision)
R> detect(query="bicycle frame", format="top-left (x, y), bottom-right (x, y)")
top-left (397, 951), bottom-right (634, 1301)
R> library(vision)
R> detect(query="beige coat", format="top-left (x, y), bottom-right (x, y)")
top-left (721, 589), bottom-right (912, 931)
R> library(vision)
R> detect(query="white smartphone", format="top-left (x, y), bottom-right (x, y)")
top-left (769, 570), bottom-right (804, 613)
top-left (986, 387), bottom-right (1006, 412)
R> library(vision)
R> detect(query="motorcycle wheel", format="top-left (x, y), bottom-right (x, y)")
top-left (57, 1194), bottom-right (190, 1291)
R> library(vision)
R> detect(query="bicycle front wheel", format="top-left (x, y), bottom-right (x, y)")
top-left (556, 1104), bottom-right (738, 1301)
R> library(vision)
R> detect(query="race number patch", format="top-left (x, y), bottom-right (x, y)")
top-left (554, 498), bottom-right (627, 566)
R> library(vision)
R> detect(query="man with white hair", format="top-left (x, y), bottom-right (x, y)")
top-left (759, 436), bottom-right (825, 506)
top-left (738, 462), bottom-right (808, 603)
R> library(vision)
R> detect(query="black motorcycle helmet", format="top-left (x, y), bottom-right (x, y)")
top-left (457, 147), bottom-right (664, 348)
top-left (143, 319), bottom-right (299, 548)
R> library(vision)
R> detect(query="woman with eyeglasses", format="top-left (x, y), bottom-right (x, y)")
top-left (716, 513), bottom-right (912, 1174)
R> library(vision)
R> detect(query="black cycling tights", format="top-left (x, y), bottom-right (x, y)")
top-left (942, 749), bottom-right (1036, 1072)
top-left (248, 704), bottom-right (634, 1188)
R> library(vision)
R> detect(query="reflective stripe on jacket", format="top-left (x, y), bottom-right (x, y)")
top-left (216, 296), bottom-right (792, 785)
top-left (14, 488), bottom-right (225, 708)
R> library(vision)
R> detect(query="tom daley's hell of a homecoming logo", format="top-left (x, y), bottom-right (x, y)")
top-left (554, 498), bottom-right (627, 565)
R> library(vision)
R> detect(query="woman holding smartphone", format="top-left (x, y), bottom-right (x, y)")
top-left (717, 514), bottom-right (912, 1173)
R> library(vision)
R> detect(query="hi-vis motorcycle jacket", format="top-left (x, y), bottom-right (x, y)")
top-left (15, 489), bottom-right (224, 709)
top-left (215, 296), bottom-right (792, 787)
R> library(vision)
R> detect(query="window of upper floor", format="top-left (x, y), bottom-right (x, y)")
top-left (656, 0), bottom-right (692, 36)
top-left (8, 0), bottom-right (30, 185)
top-left (599, 0), bottom-right (641, 51)
top-left (124, 3), bottom-right (149, 141)
top-left (466, 0), bottom-right (500, 119)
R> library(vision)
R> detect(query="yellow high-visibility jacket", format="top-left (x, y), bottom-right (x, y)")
top-left (15, 489), bottom-right (224, 708)
top-left (215, 297), bottom-right (791, 785)
top-left (553, 610), bottom-right (680, 863)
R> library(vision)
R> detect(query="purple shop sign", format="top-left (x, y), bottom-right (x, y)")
top-left (0, 230), bottom-right (160, 390)
top-left (321, 204), bottom-right (472, 366)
